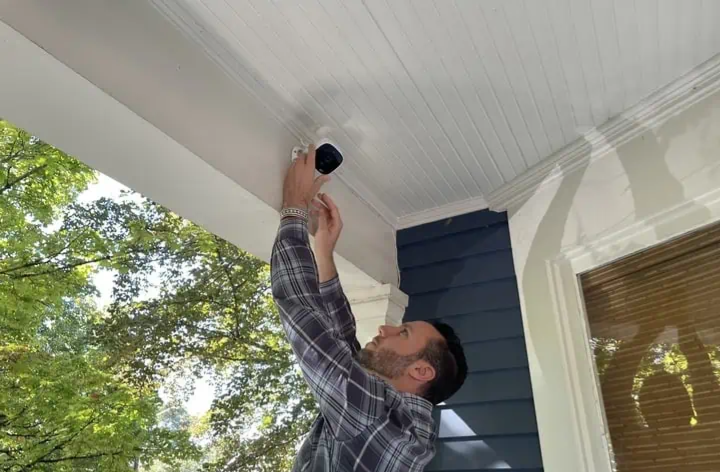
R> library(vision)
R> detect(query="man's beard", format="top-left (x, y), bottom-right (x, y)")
top-left (355, 346), bottom-right (420, 379)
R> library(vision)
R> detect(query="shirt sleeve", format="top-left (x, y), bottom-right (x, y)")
top-left (271, 217), bottom-right (385, 441)
top-left (319, 276), bottom-right (362, 355)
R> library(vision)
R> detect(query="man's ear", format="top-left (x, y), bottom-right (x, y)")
top-left (408, 359), bottom-right (435, 383)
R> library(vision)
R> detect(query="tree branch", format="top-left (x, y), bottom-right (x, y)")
top-left (221, 432), bottom-right (302, 472)
top-left (0, 231), bottom-right (89, 275)
top-left (0, 163), bottom-right (47, 195)
top-left (4, 255), bottom-right (114, 279)
top-left (18, 416), bottom-right (96, 471)
top-left (0, 135), bottom-right (26, 165)
top-left (4, 248), bottom-right (159, 280)
top-left (23, 449), bottom-right (124, 466)
top-left (212, 237), bottom-right (250, 340)
top-left (214, 240), bottom-right (242, 306)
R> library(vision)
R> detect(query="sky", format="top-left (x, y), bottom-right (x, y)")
top-left (81, 174), bottom-right (214, 416)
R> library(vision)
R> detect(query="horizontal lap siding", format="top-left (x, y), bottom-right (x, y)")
top-left (398, 210), bottom-right (543, 471)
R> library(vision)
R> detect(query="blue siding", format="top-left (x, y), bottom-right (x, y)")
top-left (398, 210), bottom-right (543, 472)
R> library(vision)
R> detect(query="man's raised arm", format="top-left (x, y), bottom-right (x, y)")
top-left (312, 193), bottom-right (361, 354)
top-left (270, 145), bottom-right (384, 441)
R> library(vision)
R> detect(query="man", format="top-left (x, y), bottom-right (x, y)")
top-left (271, 144), bottom-right (468, 471)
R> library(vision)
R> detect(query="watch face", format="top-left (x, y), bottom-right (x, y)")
top-left (315, 143), bottom-right (343, 175)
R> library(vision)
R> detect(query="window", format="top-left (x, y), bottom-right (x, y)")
top-left (581, 224), bottom-right (720, 471)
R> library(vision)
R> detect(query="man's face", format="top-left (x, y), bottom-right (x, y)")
top-left (355, 321), bottom-right (442, 380)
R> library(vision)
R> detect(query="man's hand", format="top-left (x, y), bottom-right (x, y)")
top-left (283, 144), bottom-right (329, 209)
top-left (311, 193), bottom-right (343, 255)
top-left (311, 193), bottom-right (343, 282)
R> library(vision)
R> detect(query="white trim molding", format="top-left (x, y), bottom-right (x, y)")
top-left (395, 196), bottom-right (489, 229)
top-left (347, 283), bottom-right (409, 307)
top-left (488, 53), bottom-right (720, 212)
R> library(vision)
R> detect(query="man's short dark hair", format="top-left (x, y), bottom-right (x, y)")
top-left (419, 321), bottom-right (468, 405)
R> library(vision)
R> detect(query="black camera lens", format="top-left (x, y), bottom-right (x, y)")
top-left (315, 143), bottom-right (343, 175)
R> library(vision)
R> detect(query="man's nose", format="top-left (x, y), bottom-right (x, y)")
top-left (378, 325), bottom-right (398, 337)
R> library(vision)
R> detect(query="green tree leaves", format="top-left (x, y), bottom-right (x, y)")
top-left (1, 119), bottom-right (313, 471)
top-left (0, 342), bottom-right (196, 472)
top-left (0, 120), bottom-right (198, 471)
top-left (96, 215), bottom-right (317, 471)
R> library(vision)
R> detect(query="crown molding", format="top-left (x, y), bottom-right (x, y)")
top-left (486, 53), bottom-right (720, 212)
top-left (395, 196), bottom-right (489, 229)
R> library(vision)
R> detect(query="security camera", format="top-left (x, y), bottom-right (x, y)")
top-left (291, 139), bottom-right (344, 175)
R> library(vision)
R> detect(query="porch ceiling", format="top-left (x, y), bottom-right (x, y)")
top-left (151, 0), bottom-right (720, 225)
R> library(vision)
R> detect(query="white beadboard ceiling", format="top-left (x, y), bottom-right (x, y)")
top-left (151, 0), bottom-right (720, 226)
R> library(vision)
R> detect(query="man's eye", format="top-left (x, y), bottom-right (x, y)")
top-left (401, 329), bottom-right (408, 337)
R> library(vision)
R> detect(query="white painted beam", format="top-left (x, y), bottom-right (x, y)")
top-left (0, 0), bottom-right (398, 291)
top-left (347, 285), bottom-right (409, 345)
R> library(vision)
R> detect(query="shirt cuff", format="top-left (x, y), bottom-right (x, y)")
top-left (319, 275), bottom-right (341, 294)
top-left (278, 216), bottom-right (310, 243)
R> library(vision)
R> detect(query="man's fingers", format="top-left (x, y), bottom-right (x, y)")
top-left (320, 193), bottom-right (342, 224)
top-left (319, 193), bottom-right (337, 211)
top-left (311, 203), bottom-right (329, 232)
top-left (305, 143), bottom-right (316, 171)
top-left (310, 198), bottom-right (326, 210)
top-left (311, 197), bottom-right (329, 216)
top-left (310, 174), bottom-right (329, 199)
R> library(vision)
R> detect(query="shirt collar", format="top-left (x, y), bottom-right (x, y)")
top-left (400, 391), bottom-right (434, 418)
top-left (364, 371), bottom-right (435, 417)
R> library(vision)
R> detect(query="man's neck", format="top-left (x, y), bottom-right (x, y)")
top-left (362, 368), bottom-right (418, 396)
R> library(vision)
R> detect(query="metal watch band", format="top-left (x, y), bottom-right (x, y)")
top-left (280, 207), bottom-right (308, 221)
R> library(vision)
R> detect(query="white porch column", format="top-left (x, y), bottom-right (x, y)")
top-left (347, 285), bottom-right (409, 346)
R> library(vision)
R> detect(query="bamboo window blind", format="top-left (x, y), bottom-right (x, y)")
top-left (581, 224), bottom-right (720, 472)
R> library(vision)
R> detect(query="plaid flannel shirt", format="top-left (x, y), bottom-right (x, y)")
top-left (271, 217), bottom-right (437, 472)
